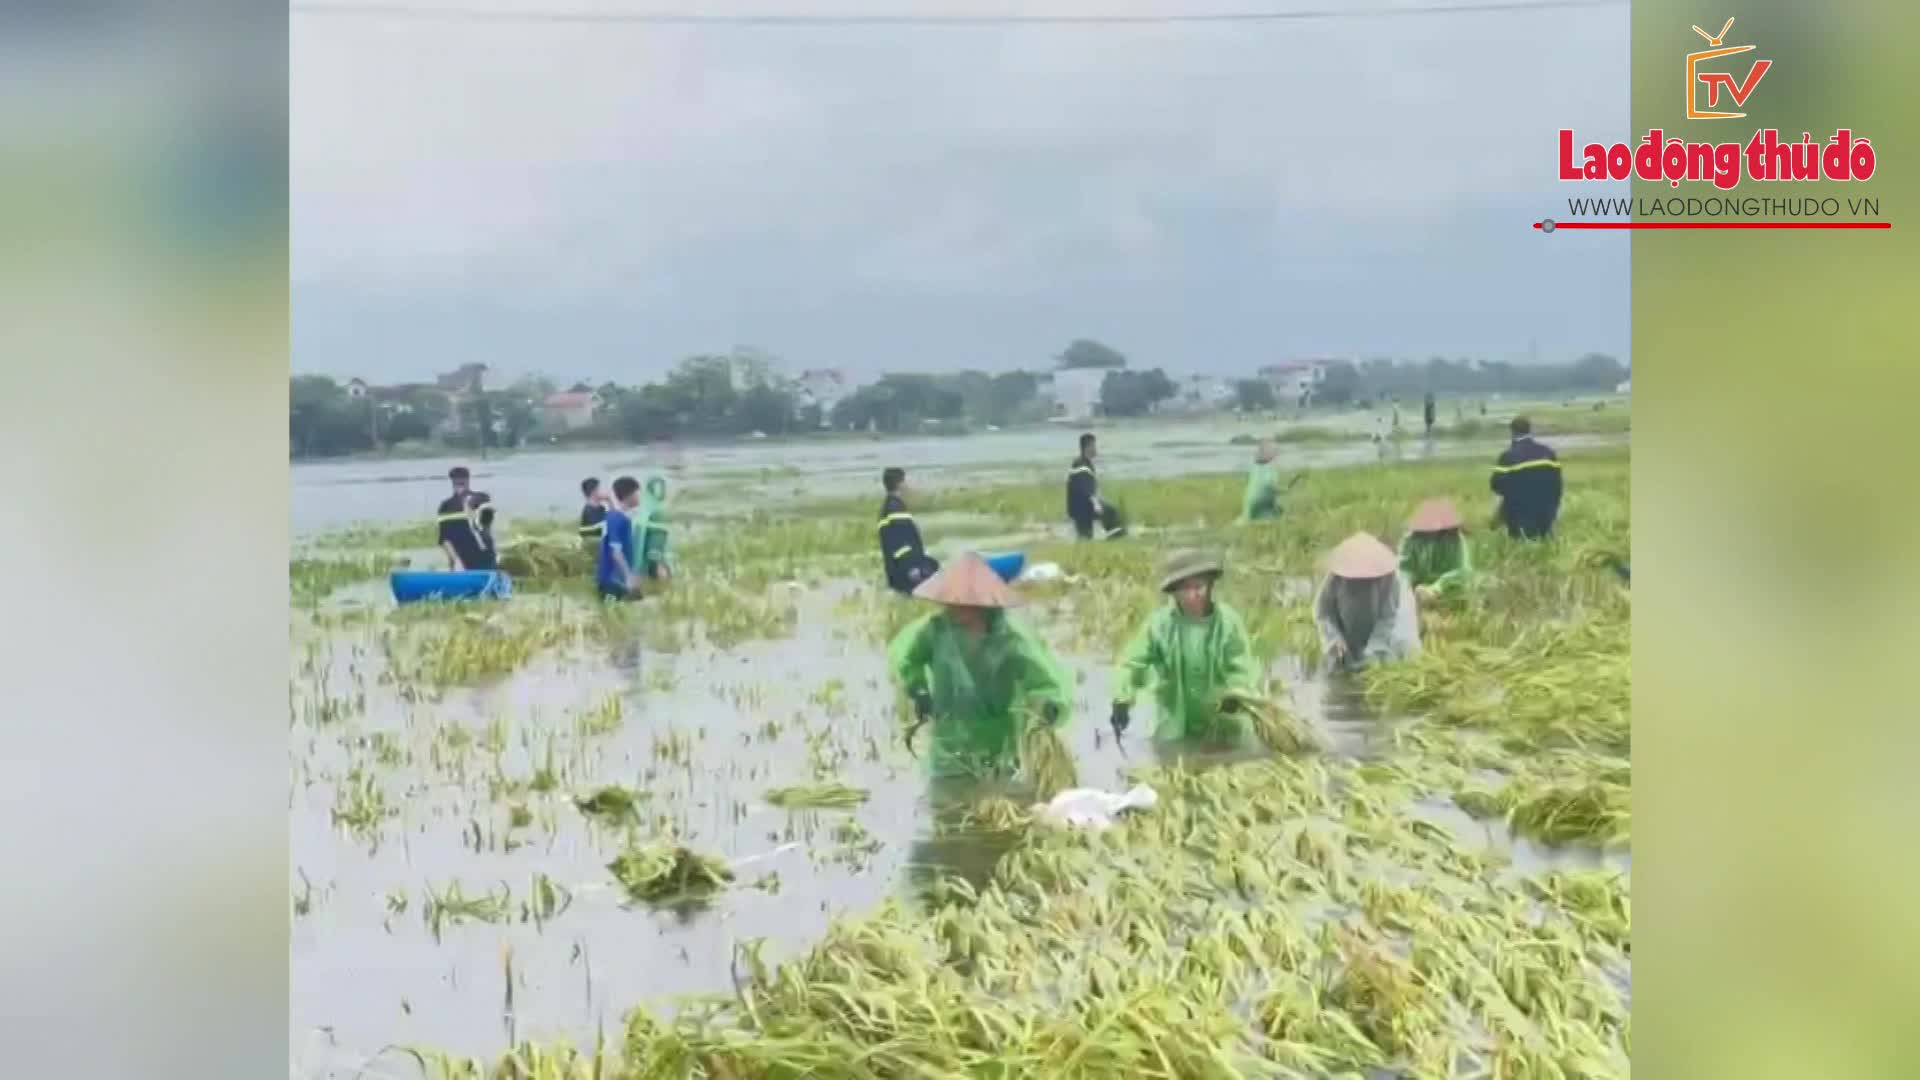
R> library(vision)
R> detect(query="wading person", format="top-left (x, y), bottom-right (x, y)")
top-left (1398, 497), bottom-right (1474, 600)
top-left (878, 466), bottom-right (940, 595)
top-left (436, 465), bottom-right (473, 569)
top-left (441, 490), bottom-right (499, 573)
top-left (887, 553), bottom-right (1073, 779)
top-left (635, 474), bottom-right (672, 583)
top-left (596, 475), bottom-right (645, 601)
top-left (1065, 433), bottom-right (1126, 540)
top-left (1109, 550), bottom-right (1262, 744)
top-left (1490, 416), bottom-right (1562, 539)
top-left (1238, 440), bottom-right (1283, 523)
top-left (1314, 532), bottom-right (1421, 673)
top-left (578, 477), bottom-right (609, 546)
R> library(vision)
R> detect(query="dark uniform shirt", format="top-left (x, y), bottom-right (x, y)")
top-left (878, 493), bottom-right (936, 594)
top-left (1490, 436), bottom-right (1563, 539)
top-left (578, 502), bottom-right (608, 543)
top-left (1066, 455), bottom-right (1098, 526)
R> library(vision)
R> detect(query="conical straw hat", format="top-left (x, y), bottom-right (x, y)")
top-left (912, 551), bottom-right (1026, 608)
top-left (1326, 532), bottom-right (1398, 579)
top-left (1406, 497), bottom-right (1463, 533)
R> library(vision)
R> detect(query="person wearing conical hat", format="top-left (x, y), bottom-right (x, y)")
top-left (1314, 532), bottom-right (1422, 672)
top-left (887, 553), bottom-right (1074, 779)
top-left (1238, 440), bottom-right (1283, 523)
top-left (1109, 549), bottom-right (1263, 743)
top-left (1398, 497), bottom-right (1474, 601)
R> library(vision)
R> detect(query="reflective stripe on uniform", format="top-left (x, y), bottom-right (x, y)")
top-left (891, 545), bottom-right (913, 559)
top-left (578, 525), bottom-right (605, 537)
top-left (1068, 466), bottom-right (1094, 476)
top-left (877, 512), bottom-right (913, 528)
top-left (1491, 458), bottom-right (1563, 474)
top-left (435, 512), bottom-right (468, 523)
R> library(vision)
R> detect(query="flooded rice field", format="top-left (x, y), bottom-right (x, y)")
top-left (291, 433), bottom-right (1631, 1079)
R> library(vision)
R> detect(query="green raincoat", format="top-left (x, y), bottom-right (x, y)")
top-left (1239, 462), bottom-right (1282, 522)
top-left (887, 610), bottom-right (1074, 778)
top-left (1112, 600), bottom-right (1262, 740)
top-left (1397, 531), bottom-right (1473, 596)
top-left (636, 475), bottom-right (671, 575)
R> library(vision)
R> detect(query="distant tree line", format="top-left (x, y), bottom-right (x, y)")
top-left (289, 344), bottom-right (1627, 458)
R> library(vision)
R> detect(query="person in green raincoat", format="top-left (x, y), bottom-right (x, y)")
top-left (887, 552), bottom-right (1074, 779)
top-left (1397, 497), bottom-right (1473, 601)
top-left (1109, 549), bottom-right (1262, 742)
top-left (634, 474), bottom-right (672, 582)
top-left (1238, 440), bottom-right (1283, 523)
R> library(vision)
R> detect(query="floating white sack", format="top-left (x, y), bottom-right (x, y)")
top-left (1033, 784), bottom-right (1159, 831)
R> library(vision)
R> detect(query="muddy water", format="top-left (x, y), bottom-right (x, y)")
top-left (291, 420), bottom-right (1627, 537)
top-left (292, 570), bottom-right (1624, 1075)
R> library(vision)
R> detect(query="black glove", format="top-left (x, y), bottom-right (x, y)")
top-left (1218, 695), bottom-right (1243, 715)
top-left (1041, 702), bottom-right (1061, 727)
top-left (911, 689), bottom-right (934, 722)
top-left (1110, 702), bottom-right (1131, 736)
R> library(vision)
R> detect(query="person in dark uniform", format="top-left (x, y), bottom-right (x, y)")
top-left (458, 491), bottom-right (499, 571)
top-left (578, 476), bottom-right (609, 547)
top-left (436, 465), bottom-right (473, 569)
top-left (1490, 417), bottom-right (1563, 539)
top-left (878, 467), bottom-right (939, 595)
top-left (1423, 392), bottom-right (1437, 437)
top-left (1066, 433), bottom-right (1126, 540)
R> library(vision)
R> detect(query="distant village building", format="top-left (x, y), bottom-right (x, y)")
top-left (1616, 379), bottom-right (1631, 395)
top-left (345, 377), bottom-right (369, 399)
top-left (1170, 375), bottom-right (1233, 413)
top-left (541, 391), bottom-right (598, 431)
top-left (1259, 359), bottom-right (1337, 406)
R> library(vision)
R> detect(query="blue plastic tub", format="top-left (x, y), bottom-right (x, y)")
top-left (389, 570), bottom-right (513, 604)
top-left (982, 552), bottom-right (1026, 583)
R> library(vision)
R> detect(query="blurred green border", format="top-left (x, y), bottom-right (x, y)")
top-left (1633, 1), bottom-right (1918, 1076)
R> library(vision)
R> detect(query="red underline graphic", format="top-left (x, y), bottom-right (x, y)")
top-left (1536, 220), bottom-right (1891, 230)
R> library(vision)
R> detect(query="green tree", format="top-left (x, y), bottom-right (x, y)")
top-left (1234, 379), bottom-right (1277, 412)
top-left (1317, 361), bottom-right (1360, 406)
top-left (1056, 338), bottom-right (1128, 370)
top-left (1099, 368), bottom-right (1176, 417)
top-left (1569, 352), bottom-right (1628, 388)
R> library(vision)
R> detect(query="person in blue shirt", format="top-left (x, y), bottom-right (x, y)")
top-left (596, 475), bottom-right (645, 601)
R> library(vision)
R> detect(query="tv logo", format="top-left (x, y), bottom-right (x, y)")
top-left (1687, 18), bottom-right (1771, 120)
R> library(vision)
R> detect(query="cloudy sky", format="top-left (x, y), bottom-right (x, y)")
top-left (291, 0), bottom-right (1629, 385)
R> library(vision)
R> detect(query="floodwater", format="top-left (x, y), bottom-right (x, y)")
top-left (291, 418), bottom-right (1626, 536)
top-left (290, 420), bottom-right (1630, 1075)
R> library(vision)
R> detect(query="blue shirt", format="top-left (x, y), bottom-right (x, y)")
top-left (597, 509), bottom-right (636, 588)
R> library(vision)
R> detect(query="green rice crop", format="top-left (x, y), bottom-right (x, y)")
top-left (606, 843), bottom-right (734, 904)
top-left (763, 782), bottom-right (870, 809)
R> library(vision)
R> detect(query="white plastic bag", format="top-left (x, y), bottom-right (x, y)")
top-left (1033, 784), bottom-right (1159, 831)
top-left (1018, 561), bottom-right (1064, 583)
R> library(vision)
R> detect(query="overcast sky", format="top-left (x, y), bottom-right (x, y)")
top-left (291, 1), bottom-right (1629, 385)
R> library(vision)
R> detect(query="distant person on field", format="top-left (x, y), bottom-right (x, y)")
top-left (878, 467), bottom-right (940, 595)
top-left (1423, 392), bottom-right (1437, 437)
top-left (1315, 532), bottom-right (1421, 672)
top-left (578, 476), bottom-right (610, 546)
top-left (1066, 432), bottom-right (1126, 540)
top-left (1490, 416), bottom-right (1562, 539)
top-left (596, 475), bottom-right (646, 601)
top-left (1238, 439), bottom-right (1283, 523)
top-left (437, 466), bottom-right (473, 569)
top-left (1398, 498), bottom-right (1473, 600)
